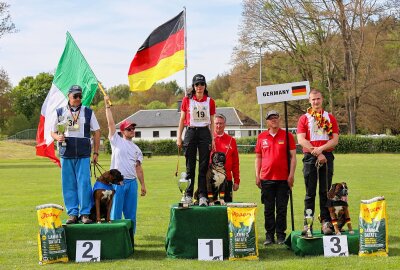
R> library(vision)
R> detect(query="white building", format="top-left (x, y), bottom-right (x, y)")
top-left (116, 107), bottom-right (259, 141)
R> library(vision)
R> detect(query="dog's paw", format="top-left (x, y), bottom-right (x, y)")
top-left (209, 202), bottom-right (215, 206)
top-left (97, 221), bottom-right (102, 224)
top-left (220, 199), bottom-right (226, 205)
top-left (335, 231), bottom-right (342, 235)
top-left (349, 230), bottom-right (354, 235)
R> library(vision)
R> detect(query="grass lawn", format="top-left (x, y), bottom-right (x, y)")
top-left (0, 141), bottom-right (399, 269)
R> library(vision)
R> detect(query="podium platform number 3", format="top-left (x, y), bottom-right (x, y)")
top-left (323, 235), bottom-right (348, 257)
top-left (198, 239), bottom-right (223, 261)
top-left (76, 240), bottom-right (101, 262)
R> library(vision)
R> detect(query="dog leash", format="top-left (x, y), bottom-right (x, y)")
top-left (92, 162), bottom-right (107, 179)
top-left (175, 147), bottom-right (181, 177)
top-left (315, 158), bottom-right (329, 198)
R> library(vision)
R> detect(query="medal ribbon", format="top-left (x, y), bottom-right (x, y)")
top-left (69, 105), bottom-right (81, 126)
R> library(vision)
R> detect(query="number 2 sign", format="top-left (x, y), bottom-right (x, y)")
top-left (323, 235), bottom-right (349, 257)
top-left (76, 240), bottom-right (101, 262)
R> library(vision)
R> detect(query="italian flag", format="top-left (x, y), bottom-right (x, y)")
top-left (128, 11), bottom-right (185, 91)
top-left (35, 32), bottom-right (98, 166)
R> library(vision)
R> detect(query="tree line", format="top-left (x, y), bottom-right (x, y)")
top-left (1, 0), bottom-right (399, 137)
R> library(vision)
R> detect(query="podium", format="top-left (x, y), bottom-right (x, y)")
top-left (165, 205), bottom-right (229, 259)
top-left (63, 219), bottom-right (134, 260)
top-left (286, 229), bottom-right (360, 256)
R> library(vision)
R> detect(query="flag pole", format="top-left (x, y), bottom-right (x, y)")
top-left (98, 82), bottom-right (112, 106)
top-left (183, 6), bottom-right (187, 93)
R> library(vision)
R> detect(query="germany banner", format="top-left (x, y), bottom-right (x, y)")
top-left (128, 11), bottom-right (184, 91)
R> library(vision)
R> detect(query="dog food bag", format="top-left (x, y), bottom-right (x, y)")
top-left (36, 204), bottom-right (68, 265)
top-left (227, 203), bottom-right (259, 260)
top-left (359, 196), bottom-right (388, 257)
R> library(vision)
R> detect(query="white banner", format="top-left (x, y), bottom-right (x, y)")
top-left (256, 81), bottom-right (310, 104)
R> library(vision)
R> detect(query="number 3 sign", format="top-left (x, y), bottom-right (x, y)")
top-left (323, 235), bottom-right (349, 257)
top-left (76, 240), bottom-right (101, 262)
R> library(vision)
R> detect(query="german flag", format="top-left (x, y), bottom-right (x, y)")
top-left (292, 85), bottom-right (307, 96)
top-left (128, 11), bottom-right (184, 91)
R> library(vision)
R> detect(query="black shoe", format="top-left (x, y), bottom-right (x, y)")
top-left (276, 235), bottom-right (286, 245)
top-left (263, 235), bottom-right (275, 246)
top-left (66, 215), bottom-right (77, 224)
top-left (81, 215), bottom-right (93, 224)
top-left (321, 220), bottom-right (334, 235)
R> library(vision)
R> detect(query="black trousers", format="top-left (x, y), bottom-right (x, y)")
top-left (183, 126), bottom-right (211, 198)
top-left (302, 152), bottom-right (334, 222)
top-left (261, 180), bottom-right (289, 238)
top-left (224, 180), bottom-right (233, 202)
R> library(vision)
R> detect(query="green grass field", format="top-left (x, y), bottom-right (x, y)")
top-left (0, 141), bottom-right (399, 269)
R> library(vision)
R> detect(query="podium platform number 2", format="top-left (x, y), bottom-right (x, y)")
top-left (198, 239), bottom-right (223, 261)
top-left (323, 235), bottom-right (349, 257)
top-left (76, 240), bottom-right (101, 262)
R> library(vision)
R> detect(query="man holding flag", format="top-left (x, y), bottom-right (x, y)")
top-left (50, 85), bottom-right (100, 224)
top-left (36, 32), bottom-right (101, 224)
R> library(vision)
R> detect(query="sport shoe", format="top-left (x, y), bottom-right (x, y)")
top-left (199, 197), bottom-right (208, 207)
top-left (81, 215), bottom-right (93, 224)
top-left (263, 234), bottom-right (274, 246)
top-left (66, 215), bottom-right (77, 224)
top-left (321, 221), bottom-right (334, 235)
top-left (276, 235), bottom-right (286, 245)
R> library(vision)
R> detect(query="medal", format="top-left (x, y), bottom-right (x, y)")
top-left (73, 123), bottom-right (79, 129)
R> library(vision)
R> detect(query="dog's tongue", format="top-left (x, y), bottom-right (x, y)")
top-left (341, 196), bottom-right (348, 202)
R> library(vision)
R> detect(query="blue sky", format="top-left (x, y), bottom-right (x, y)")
top-left (0, 0), bottom-right (243, 89)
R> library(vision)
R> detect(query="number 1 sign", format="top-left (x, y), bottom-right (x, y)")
top-left (198, 239), bottom-right (223, 261)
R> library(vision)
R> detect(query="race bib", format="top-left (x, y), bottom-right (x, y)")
top-left (192, 105), bottom-right (210, 123)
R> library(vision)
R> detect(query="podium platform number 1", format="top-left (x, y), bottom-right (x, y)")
top-left (198, 239), bottom-right (223, 261)
top-left (76, 240), bottom-right (101, 262)
top-left (323, 235), bottom-right (349, 257)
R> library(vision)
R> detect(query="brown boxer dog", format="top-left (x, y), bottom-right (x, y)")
top-left (89, 169), bottom-right (124, 223)
top-left (327, 182), bottom-right (354, 235)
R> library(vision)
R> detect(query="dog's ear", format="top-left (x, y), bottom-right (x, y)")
top-left (327, 183), bottom-right (337, 199)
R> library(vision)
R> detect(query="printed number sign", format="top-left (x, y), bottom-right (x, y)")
top-left (323, 235), bottom-right (349, 257)
top-left (76, 240), bottom-right (101, 262)
top-left (198, 239), bottom-right (223, 261)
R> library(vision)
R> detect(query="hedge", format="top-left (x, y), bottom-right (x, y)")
top-left (104, 135), bottom-right (400, 155)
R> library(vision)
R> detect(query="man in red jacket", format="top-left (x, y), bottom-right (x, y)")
top-left (213, 114), bottom-right (240, 202)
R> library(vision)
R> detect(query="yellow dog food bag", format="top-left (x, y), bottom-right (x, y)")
top-left (359, 196), bottom-right (388, 257)
top-left (36, 204), bottom-right (68, 264)
top-left (227, 203), bottom-right (259, 260)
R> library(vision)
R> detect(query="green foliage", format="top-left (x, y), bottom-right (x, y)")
top-left (214, 99), bottom-right (231, 107)
top-left (145, 100), bottom-right (168, 110)
top-left (108, 84), bottom-right (131, 100)
top-left (336, 135), bottom-right (400, 153)
top-left (9, 72), bottom-right (53, 120)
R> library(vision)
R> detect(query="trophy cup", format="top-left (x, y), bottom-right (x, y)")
top-left (56, 117), bottom-right (67, 147)
top-left (304, 209), bottom-right (314, 238)
top-left (178, 172), bottom-right (191, 208)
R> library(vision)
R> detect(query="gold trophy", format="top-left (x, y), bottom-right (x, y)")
top-left (178, 172), bottom-right (191, 208)
top-left (304, 209), bottom-right (314, 238)
top-left (56, 117), bottom-right (67, 147)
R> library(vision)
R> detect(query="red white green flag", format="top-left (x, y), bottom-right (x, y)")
top-left (36, 32), bottom-right (98, 166)
top-left (128, 11), bottom-right (185, 91)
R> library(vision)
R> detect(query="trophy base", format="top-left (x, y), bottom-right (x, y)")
top-left (178, 202), bottom-right (190, 209)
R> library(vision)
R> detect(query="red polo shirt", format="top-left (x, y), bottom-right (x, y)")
top-left (180, 95), bottom-right (216, 126)
top-left (255, 129), bottom-right (296, 180)
top-left (214, 132), bottom-right (240, 185)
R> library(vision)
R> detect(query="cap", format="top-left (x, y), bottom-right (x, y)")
top-left (265, 110), bottom-right (280, 120)
top-left (68, 85), bottom-right (82, 94)
top-left (192, 74), bottom-right (206, 85)
top-left (119, 120), bottom-right (137, 131)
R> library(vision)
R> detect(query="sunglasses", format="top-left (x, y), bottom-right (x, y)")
top-left (267, 116), bottom-right (279, 120)
top-left (195, 82), bottom-right (205, 87)
top-left (125, 127), bottom-right (135, 131)
top-left (73, 94), bottom-right (82, 99)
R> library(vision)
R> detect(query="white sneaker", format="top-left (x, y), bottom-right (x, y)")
top-left (199, 197), bottom-right (208, 207)
top-left (184, 196), bottom-right (193, 205)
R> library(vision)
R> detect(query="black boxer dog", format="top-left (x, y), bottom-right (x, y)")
top-left (206, 152), bottom-right (227, 206)
top-left (327, 182), bottom-right (354, 235)
top-left (89, 169), bottom-right (124, 223)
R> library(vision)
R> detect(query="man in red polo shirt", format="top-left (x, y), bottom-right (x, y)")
top-left (297, 89), bottom-right (339, 236)
top-left (255, 110), bottom-right (297, 245)
top-left (214, 113), bottom-right (240, 202)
